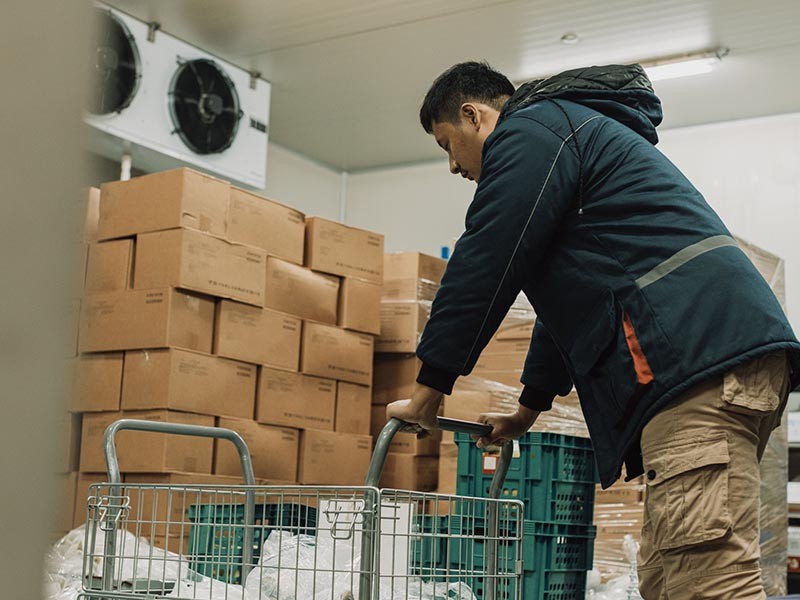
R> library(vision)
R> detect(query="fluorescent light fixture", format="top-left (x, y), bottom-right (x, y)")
top-left (642, 47), bottom-right (729, 82)
top-left (514, 47), bottom-right (729, 86)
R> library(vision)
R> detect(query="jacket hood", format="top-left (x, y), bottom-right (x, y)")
top-left (499, 64), bottom-right (663, 144)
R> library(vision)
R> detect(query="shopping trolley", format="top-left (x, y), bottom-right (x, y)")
top-left (79, 416), bottom-right (524, 600)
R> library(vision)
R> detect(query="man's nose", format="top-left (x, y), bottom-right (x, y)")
top-left (449, 158), bottom-right (459, 175)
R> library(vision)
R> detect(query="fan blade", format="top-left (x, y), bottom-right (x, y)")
top-left (188, 61), bottom-right (206, 94)
top-left (172, 94), bottom-right (200, 105)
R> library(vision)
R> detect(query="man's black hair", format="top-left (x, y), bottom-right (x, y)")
top-left (419, 61), bottom-right (515, 134)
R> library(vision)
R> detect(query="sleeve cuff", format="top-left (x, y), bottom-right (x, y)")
top-left (519, 386), bottom-right (555, 412)
top-left (417, 362), bottom-right (459, 395)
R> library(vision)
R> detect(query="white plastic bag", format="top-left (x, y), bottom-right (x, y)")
top-left (44, 526), bottom-right (245, 600)
top-left (244, 530), bottom-right (360, 600)
top-left (244, 530), bottom-right (476, 600)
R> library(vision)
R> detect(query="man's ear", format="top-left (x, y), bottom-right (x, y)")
top-left (460, 103), bottom-right (481, 130)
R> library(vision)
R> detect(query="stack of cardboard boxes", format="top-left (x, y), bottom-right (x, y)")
top-left (435, 314), bottom-right (534, 496)
top-left (371, 252), bottom-right (447, 491)
top-left (590, 475), bottom-right (645, 580)
top-left (469, 315), bottom-right (533, 388)
top-left (62, 168), bottom-right (385, 541)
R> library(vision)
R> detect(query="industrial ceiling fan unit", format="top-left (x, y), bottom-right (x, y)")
top-left (84, 3), bottom-right (271, 188)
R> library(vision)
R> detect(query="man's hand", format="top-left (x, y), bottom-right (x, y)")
top-left (385, 384), bottom-right (443, 435)
top-left (474, 406), bottom-right (540, 449)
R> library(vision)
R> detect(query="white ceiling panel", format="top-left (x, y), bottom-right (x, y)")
top-left (104, 0), bottom-right (800, 170)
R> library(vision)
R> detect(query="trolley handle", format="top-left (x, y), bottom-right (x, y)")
top-left (365, 416), bottom-right (513, 499)
top-left (99, 419), bottom-right (258, 587)
top-left (102, 419), bottom-right (256, 485)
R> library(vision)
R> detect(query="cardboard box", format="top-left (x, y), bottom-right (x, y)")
top-left (215, 417), bottom-right (299, 482)
top-left (214, 300), bottom-right (301, 370)
top-left (443, 392), bottom-right (493, 422)
top-left (376, 301), bottom-right (429, 353)
top-left (469, 369), bottom-right (523, 389)
top-left (79, 410), bottom-right (215, 473)
top-left (72, 352), bottom-right (124, 412)
top-left (98, 168), bottom-right (229, 241)
top-left (264, 257), bottom-right (339, 324)
top-left (437, 442), bottom-right (459, 494)
top-left (135, 228), bottom-right (266, 307)
top-left (301, 322), bottom-right (373, 386)
top-left (380, 453), bottom-right (438, 492)
top-left (482, 338), bottom-right (530, 355)
top-left (122, 348), bottom-right (256, 419)
top-left (372, 354), bottom-right (420, 405)
top-left (382, 278), bottom-right (439, 302)
top-left (736, 236), bottom-right (787, 309)
top-left (81, 187), bottom-right (101, 242)
top-left (338, 278), bottom-right (381, 335)
top-left (594, 484), bottom-right (643, 505)
top-left (124, 472), bottom-right (246, 538)
top-left (65, 298), bottom-right (81, 358)
top-left (73, 472), bottom-right (106, 528)
top-left (473, 352), bottom-right (526, 372)
top-left (594, 504), bottom-right (645, 537)
top-left (370, 405), bottom-right (441, 455)
top-left (74, 242), bottom-right (89, 292)
top-left (304, 217), bottom-right (384, 283)
top-left (383, 252), bottom-right (447, 284)
top-left (298, 429), bottom-right (372, 485)
top-left (79, 288), bottom-right (215, 353)
top-left (228, 187), bottom-right (305, 264)
top-left (495, 320), bottom-right (535, 340)
top-left (85, 239), bottom-right (134, 292)
top-left (256, 367), bottom-right (336, 430)
top-left (53, 473), bottom-right (78, 532)
top-left (335, 382), bottom-right (372, 435)
top-left (57, 412), bottom-right (82, 473)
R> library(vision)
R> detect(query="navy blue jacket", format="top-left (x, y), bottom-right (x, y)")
top-left (416, 64), bottom-right (800, 487)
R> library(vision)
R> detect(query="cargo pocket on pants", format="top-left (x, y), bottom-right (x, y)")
top-left (720, 352), bottom-right (786, 416)
top-left (643, 431), bottom-right (732, 551)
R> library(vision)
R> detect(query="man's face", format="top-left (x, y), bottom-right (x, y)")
top-left (431, 102), bottom-right (500, 184)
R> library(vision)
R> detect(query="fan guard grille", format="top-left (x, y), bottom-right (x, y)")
top-left (168, 58), bottom-right (243, 154)
top-left (89, 8), bottom-right (141, 115)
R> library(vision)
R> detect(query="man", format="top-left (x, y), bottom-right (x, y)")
top-left (386, 61), bottom-right (799, 598)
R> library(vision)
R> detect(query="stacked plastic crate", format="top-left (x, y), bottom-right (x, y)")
top-left (454, 431), bottom-right (597, 599)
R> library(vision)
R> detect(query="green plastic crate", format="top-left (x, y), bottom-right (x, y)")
top-left (521, 520), bottom-right (595, 571)
top-left (409, 515), bottom-right (449, 576)
top-left (447, 520), bottom-right (595, 600)
top-left (455, 431), bottom-right (597, 525)
top-left (187, 503), bottom-right (317, 584)
top-left (447, 519), bottom-right (594, 569)
top-left (445, 513), bottom-right (520, 573)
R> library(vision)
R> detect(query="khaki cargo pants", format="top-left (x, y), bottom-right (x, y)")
top-left (638, 352), bottom-right (790, 600)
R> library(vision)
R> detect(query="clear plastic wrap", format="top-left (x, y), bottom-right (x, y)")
top-left (759, 411), bottom-right (788, 596)
top-left (591, 501), bottom-right (645, 583)
top-left (585, 535), bottom-right (643, 600)
top-left (454, 374), bottom-right (589, 439)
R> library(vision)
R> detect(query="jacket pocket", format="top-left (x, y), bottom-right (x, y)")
top-left (643, 432), bottom-right (731, 551)
top-left (720, 352), bottom-right (786, 416)
top-left (569, 289), bottom-right (638, 423)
